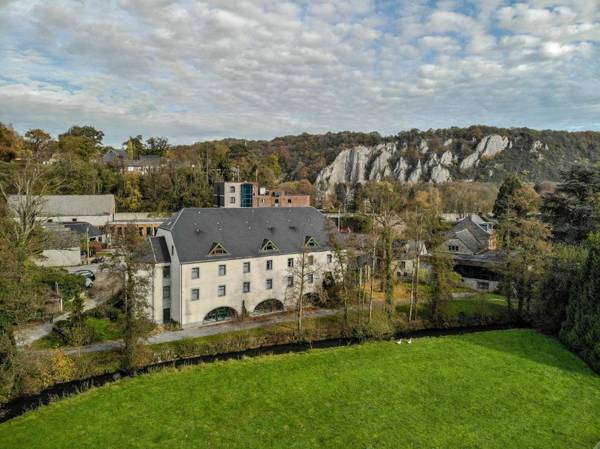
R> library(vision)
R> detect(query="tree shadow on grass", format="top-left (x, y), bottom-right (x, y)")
top-left (460, 329), bottom-right (597, 376)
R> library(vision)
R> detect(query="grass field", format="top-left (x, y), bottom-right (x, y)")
top-left (2, 330), bottom-right (599, 449)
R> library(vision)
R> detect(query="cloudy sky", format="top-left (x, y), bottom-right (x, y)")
top-left (1, 0), bottom-right (599, 145)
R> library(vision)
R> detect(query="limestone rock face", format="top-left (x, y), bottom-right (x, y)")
top-left (315, 133), bottom-right (520, 195)
top-left (315, 145), bottom-right (372, 194)
top-left (431, 164), bottom-right (451, 183)
top-left (459, 134), bottom-right (509, 170)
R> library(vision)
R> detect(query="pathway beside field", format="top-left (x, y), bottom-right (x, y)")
top-left (62, 308), bottom-right (337, 355)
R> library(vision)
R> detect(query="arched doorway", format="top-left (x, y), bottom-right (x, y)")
top-left (253, 299), bottom-right (284, 315)
top-left (203, 307), bottom-right (237, 323)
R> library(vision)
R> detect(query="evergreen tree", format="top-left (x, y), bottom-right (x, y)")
top-left (493, 174), bottom-right (523, 219)
top-left (560, 232), bottom-right (600, 373)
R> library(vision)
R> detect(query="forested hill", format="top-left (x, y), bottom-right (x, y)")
top-left (181, 127), bottom-right (600, 191)
top-left (1, 123), bottom-right (599, 212)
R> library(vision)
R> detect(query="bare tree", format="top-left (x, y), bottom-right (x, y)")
top-left (365, 182), bottom-right (403, 318)
top-left (105, 226), bottom-right (154, 371)
top-left (286, 245), bottom-right (319, 338)
top-left (0, 162), bottom-right (54, 249)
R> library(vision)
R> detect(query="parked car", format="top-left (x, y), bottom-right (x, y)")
top-left (84, 277), bottom-right (93, 289)
top-left (91, 256), bottom-right (105, 264)
top-left (74, 269), bottom-right (95, 281)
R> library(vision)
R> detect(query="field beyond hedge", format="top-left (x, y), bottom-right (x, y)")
top-left (1, 329), bottom-right (599, 449)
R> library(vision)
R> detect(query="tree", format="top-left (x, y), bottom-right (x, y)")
top-left (124, 135), bottom-right (145, 160)
top-left (365, 182), bottom-right (403, 318)
top-left (145, 137), bottom-right (170, 156)
top-left (286, 245), bottom-right (318, 338)
top-left (542, 164), bottom-right (600, 244)
top-left (24, 129), bottom-right (54, 160)
top-left (0, 162), bottom-right (53, 250)
top-left (106, 226), bottom-right (154, 371)
top-left (559, 232), bottom-right (600, 373)
top-left (0, 123), bottom-right (23, 162)
top-left (427, 252), bottom-right (454, 323)
top-left (0, 198), bottom-right (44, 401)
top-left (493, 174), bottom-right (524, 219)
top-left (533, 245), bottom-right (586, 334)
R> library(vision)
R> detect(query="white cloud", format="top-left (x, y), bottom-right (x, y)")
top-left (0, 0), bottom-right (599, 145)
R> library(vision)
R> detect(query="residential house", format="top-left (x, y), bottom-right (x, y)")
top-left (442, 214), bottom-right (500, 291)
top-left (394, 240), bottom-right (428, 280)
top-left (145, 207), bottom-right (336, 325)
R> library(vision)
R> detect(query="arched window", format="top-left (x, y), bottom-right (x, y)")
top-left (204, 307), bottom-right (237, 323)
top-left (253, 299), bottom-right (284, 315)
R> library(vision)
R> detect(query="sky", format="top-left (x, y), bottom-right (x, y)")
top-left (1, 0), bottom-right (599, 146)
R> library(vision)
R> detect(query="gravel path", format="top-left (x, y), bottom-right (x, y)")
top-left (64, 308), bottom-right (337, 354)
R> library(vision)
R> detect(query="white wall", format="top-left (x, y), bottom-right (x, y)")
top-left (42, 215), bottom-right (113, 227)
top-left (176, 251), bottom-right (334, 325)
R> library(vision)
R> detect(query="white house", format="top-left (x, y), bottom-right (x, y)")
top-left (146, 207), bottom-right (336, 325)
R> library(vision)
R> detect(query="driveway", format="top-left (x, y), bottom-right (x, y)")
top-left (15, 272), bottom-right (119, 347)
top-left (64, 308), bottom-right (337, 354)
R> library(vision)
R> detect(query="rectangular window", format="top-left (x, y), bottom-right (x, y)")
top-left (399, 261), bottom-right (406, 269)
top-left (287, 276), bottom-right (294, 287)
top-left (308, 274), bottom-right (314, 284)
top-left (243, 262), bottom-right (251, 273)
top-left (162, 267), bottom-right (170, 279)
top-left (218, 264), bottom-right (226, 276)
top-left (308, 255), bottom-right (314, 265)
top-left (162, 286), bottom-right (170, 300)
top-left (266, 260), bottom-right (273, 271)
top-left (229, 196), bottom-right (236, 204)
top-left (229, 185), bottom-right (236, 193)
top-left (218, 285), bottom-right (226, 297)
top-left (191, 288), bottom-right (200, 301)
top-left (266, 279), bottom-right (273, 290)
top-left (243, 281), bottom-right (250, 293)
top-left (448, 245), bottom-right (459, 252)
top-left (191, 267), bottom-right (199, 279)
top-left (327, 254), bottom-right (333, 264)
top-left (287, 258), bottom-right (294, 268)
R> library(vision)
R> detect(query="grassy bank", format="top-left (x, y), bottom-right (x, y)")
top-left (2, 329), bottom-right (599, 449)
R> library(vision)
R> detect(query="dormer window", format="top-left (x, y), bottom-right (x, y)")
top-left (304, 236), bottom-right (320, 248)
top-left (208, 242), bottom-right (230, 256)
top-left (261, 239), bottom-right (280, 252)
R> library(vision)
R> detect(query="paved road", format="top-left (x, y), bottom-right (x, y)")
top-left (15, 272), bottom-right (118, 347)
top-left (64, 308), bottom-right (337, 354)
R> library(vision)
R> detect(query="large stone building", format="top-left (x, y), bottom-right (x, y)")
top-left (146, 207), bottom-right (335, 325)
top-left (214, 182), bottom-right (311, 208)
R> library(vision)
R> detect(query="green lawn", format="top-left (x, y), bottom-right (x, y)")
top-left (2, 329), bottom-right (599, 449)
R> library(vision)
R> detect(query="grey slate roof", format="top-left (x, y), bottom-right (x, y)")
top-left (62, 222), bottom-right (104, 238)
top-left (149, 236), bottom-right (171, 264)
top-left (160, 207), bottom-right (334, 263)
top-left (8, 194), bottom-right (115, 217)
top-left (447, 214), bottom-right (493, 254)
top-left (103, 149), bottom-right (127, 163)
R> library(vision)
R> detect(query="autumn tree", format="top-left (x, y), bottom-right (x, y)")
top-left (106, 226), bottom-right (154, 371)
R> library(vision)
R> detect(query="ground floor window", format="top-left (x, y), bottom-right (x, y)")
top-left (254, 299), bottom-right (284, 314)
top-left (204, 307), bottom-right (237, 323)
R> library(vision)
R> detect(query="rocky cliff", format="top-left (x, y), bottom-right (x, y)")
top-left (315, 127), bottom-right (600, 194)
